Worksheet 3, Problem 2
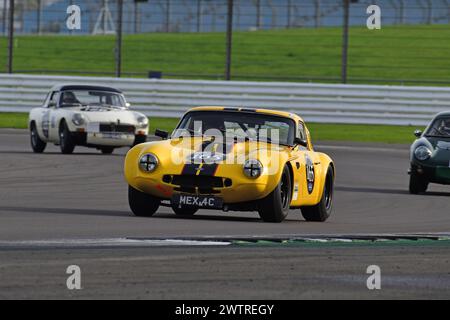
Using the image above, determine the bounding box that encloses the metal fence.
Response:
[0,0,449,85]
[1,73,449,125]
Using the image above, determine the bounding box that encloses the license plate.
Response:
[172,194,223,209]
[102,132,123,139]
[87,122,100,133]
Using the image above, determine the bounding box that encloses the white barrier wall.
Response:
[1,74,449,125]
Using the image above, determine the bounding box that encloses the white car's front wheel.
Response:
[100,147,115,155]
[59,120,76,154]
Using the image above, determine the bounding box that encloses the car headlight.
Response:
[243,159,263,178]
[137,116,148,129]
[139,153,158,172]
[414,146,432,161]
[72,113,85,126]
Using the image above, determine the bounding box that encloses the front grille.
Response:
[99,124,135,133]
[163,175,232,189]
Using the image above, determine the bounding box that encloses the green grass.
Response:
[0,112,29,129]
[0,25,449,84]
[0,112,422,144]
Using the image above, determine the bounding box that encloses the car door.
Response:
[46,91,61,142]
[35,91,55,142]
[292,121,321,205]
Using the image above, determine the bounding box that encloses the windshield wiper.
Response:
[425,134,450,138]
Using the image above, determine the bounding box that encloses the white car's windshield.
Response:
[173,111,295,146]
[59,90,126,108]
[426,117,450,138]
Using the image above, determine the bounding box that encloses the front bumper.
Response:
[410,164,450,185]
[71,131,146,147]
[131,175,273,204]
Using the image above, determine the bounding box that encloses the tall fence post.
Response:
[256,0,261,29]
[115,0,123,77]
[37,0,41,35]
[165,0,171,32]
[286,0,292,28]
[2,0,7,36]
[225,0,233,80]
[314,0,321,28]
[341,0,350,84]
[196,0,202,32]
[134,0,139,34]
[7,0,14,74]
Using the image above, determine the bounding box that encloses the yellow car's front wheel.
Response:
[258,165,292,223]
[172,206,198,216]
[128,186,160,217]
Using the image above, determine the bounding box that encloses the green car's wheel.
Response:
[258,165,292,223]
[301,166,334,222]
[128,186,160,217]
[30,122,46,153]
[409,171,428,194]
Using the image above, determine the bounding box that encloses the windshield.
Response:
[425,117,450,138]
[59,90,126,108]
[173,111,296,146]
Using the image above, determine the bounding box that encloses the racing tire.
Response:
[301,166,334,222]
[171,206,198,216]
[128,186,160,217]
[59,121,76,154]
[100,147,114,154]
[30,123,46,153]
[258,165,292,223]
[409,172,429,194]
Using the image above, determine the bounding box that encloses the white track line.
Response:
[0,238,231,248]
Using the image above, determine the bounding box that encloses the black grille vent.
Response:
[163,175,232,189]
[100,124,135,133]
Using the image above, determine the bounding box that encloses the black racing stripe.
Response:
[199,164,219,176]
[200,139,215,152]
[181,164,199,175]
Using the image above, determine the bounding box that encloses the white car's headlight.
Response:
[72,113,85,126]
[137,116,148,129]
[414,146,432,161]
[243,159,263,178]
[139,153,158,172]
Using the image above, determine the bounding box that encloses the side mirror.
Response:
[414,129,422,138]
[155,129,169,140]
[48,102,56,108]
[294,137,308,147]
[125,103,131,108]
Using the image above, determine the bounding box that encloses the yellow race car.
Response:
[124,107,335,222]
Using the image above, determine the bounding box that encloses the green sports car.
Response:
[409,111,450,194]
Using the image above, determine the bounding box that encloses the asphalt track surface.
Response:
[0,129,449,299]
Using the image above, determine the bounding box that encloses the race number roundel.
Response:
[305,154,315,194]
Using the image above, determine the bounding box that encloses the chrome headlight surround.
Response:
[136,116,148,129]
[414,146,432,161]
[72,113,85,126]
[243,159,263,178]
[139,153,158,172]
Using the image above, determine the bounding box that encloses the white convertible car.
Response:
[29,84,149,154]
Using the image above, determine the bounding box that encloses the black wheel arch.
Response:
[285,161,295,201]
